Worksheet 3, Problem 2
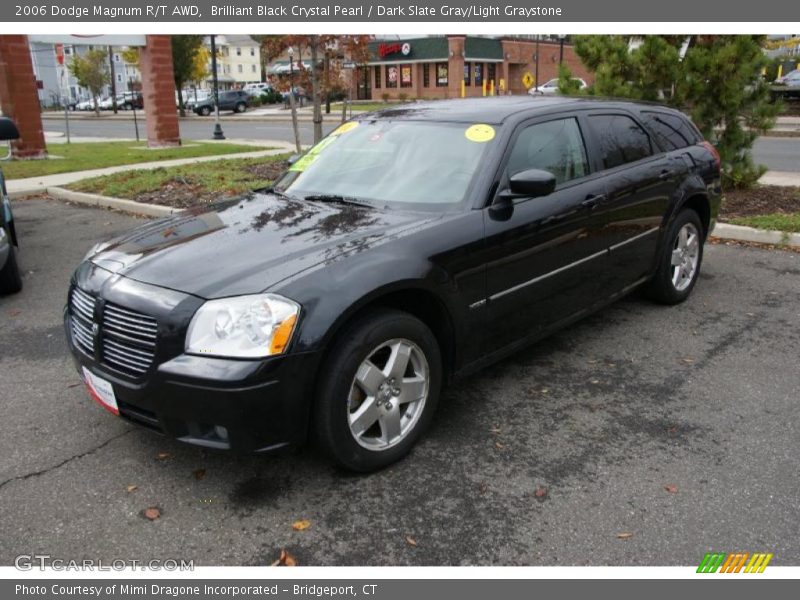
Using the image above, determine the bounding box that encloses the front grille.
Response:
[69,287,158,377]
[70,288,95,356]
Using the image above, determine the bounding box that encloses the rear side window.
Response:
[506,117,589,185]
[588,114,652,170]
[641,111,701,151]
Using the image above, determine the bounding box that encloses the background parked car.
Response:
[528,78,588,95]
[192,90,249,116]
[0,117,22,294]
[774,68,800,85]
[75,99,95,111]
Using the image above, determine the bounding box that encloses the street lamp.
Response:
[286,46,301,154]
[534,36,540,93]
[210,34,225,140]
[558,34,566,66]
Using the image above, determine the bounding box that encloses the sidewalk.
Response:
[6,138,296,197]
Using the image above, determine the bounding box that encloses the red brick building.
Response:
[352,36,592,101]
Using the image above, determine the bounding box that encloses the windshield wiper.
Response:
[304,194,375,208]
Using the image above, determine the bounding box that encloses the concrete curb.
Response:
[47,187,178,218]
[711,222,800,248]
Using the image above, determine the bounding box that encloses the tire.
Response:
[235,102,247,113]
[645,209,704,304]
[314,309,442,472]
[0,241,22,295]
[199,106,211,116]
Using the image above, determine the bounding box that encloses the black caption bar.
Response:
[4,579,794,600]
[2,0,799,22]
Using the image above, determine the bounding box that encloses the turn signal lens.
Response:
[269,314,298,355]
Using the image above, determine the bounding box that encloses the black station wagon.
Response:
[66,97,721,471]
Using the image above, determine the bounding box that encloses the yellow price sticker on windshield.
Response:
[332,121,359,136]
[288,153,318,172]
[465,124,495,143]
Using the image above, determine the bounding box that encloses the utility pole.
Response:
[559,35,566,65]
[108,46,118,114]
[310,37,322,143]
[288,46,301,154]
[210,35,225,140]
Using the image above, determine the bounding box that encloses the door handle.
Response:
[581,194,605,209]
[659,169,674,180]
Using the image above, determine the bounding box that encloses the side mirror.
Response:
[0,117,20,142]
[287,153,301,166]
[507,169,556,199]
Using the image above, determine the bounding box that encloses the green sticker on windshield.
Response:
[288,153,319,172]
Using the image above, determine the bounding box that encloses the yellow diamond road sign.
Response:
[522,72,534,88]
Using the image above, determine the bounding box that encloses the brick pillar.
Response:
[139,35,180,148]
[447,36,465,99]
[0,35,46,159]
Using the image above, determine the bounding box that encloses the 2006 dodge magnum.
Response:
[65,97,721,471]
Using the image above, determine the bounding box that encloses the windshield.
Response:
[274,120,497,210]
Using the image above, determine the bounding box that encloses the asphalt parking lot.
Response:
[1,197,799,566]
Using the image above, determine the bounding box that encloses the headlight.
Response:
[185,294,300,358]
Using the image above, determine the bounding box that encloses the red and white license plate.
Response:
[82,367,119,416]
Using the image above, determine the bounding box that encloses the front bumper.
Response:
[64,265,320,454]
[66,310,320,453]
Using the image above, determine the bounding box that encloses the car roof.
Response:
[358,96,680,125]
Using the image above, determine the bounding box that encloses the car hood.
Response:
[88,192,438,299]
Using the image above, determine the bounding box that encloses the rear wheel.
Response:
[0,241,22,294]
[199,106,211,116]
[235,102,247,113]
[645,209,704,304]
[314,309,442,471]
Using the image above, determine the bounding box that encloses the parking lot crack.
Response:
[0,430,132,491]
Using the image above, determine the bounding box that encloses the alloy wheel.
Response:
[670,222,700,292]
[346,338,429,451]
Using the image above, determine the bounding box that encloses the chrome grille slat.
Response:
[104,338,154,360]
[69,287,159,377]
[102,328,157,348]
[102,348,150,372]
[103,315,158,336]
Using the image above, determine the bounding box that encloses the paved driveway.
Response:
[1,197,798,566]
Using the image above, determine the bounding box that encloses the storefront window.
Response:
[436,63,448,87]
[488,63,496,85]
[474,63,483,87]
[464,62,471,86]
[423,64,430,87]
[374,65,381,89]
[386,65,398,88]
[400,64,412,88]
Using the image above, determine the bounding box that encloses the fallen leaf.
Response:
[680,357,695,364]
[590,379,600,384]
[540,388,549,394]
[67,382,82,388]
[271,549,297,566]
[292,519,311,531]
[144,507,161,520]
[664,484,679,494]
[534,486,548,499]
[156,452,171,461]
[494,442,505,450]
[126,484,138,493]
[193,468,206,480]
[607,363,616,367]
[489,427,502,434]
[587,359,598,364]
[478,483,489,495]
[666,425,678,435]
[616,532,633,539]
[9,309,21,316]
[746,312,755,317]
[406,536,418,547]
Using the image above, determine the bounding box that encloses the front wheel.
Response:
[199,106,211,116]
[314,309,442,471]
[645,209,704,304]
[235,102,247,113]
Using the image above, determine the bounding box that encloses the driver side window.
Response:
[506,118,589,185]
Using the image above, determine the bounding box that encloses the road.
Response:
[42,116,800,172]
[1,197,799,566]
